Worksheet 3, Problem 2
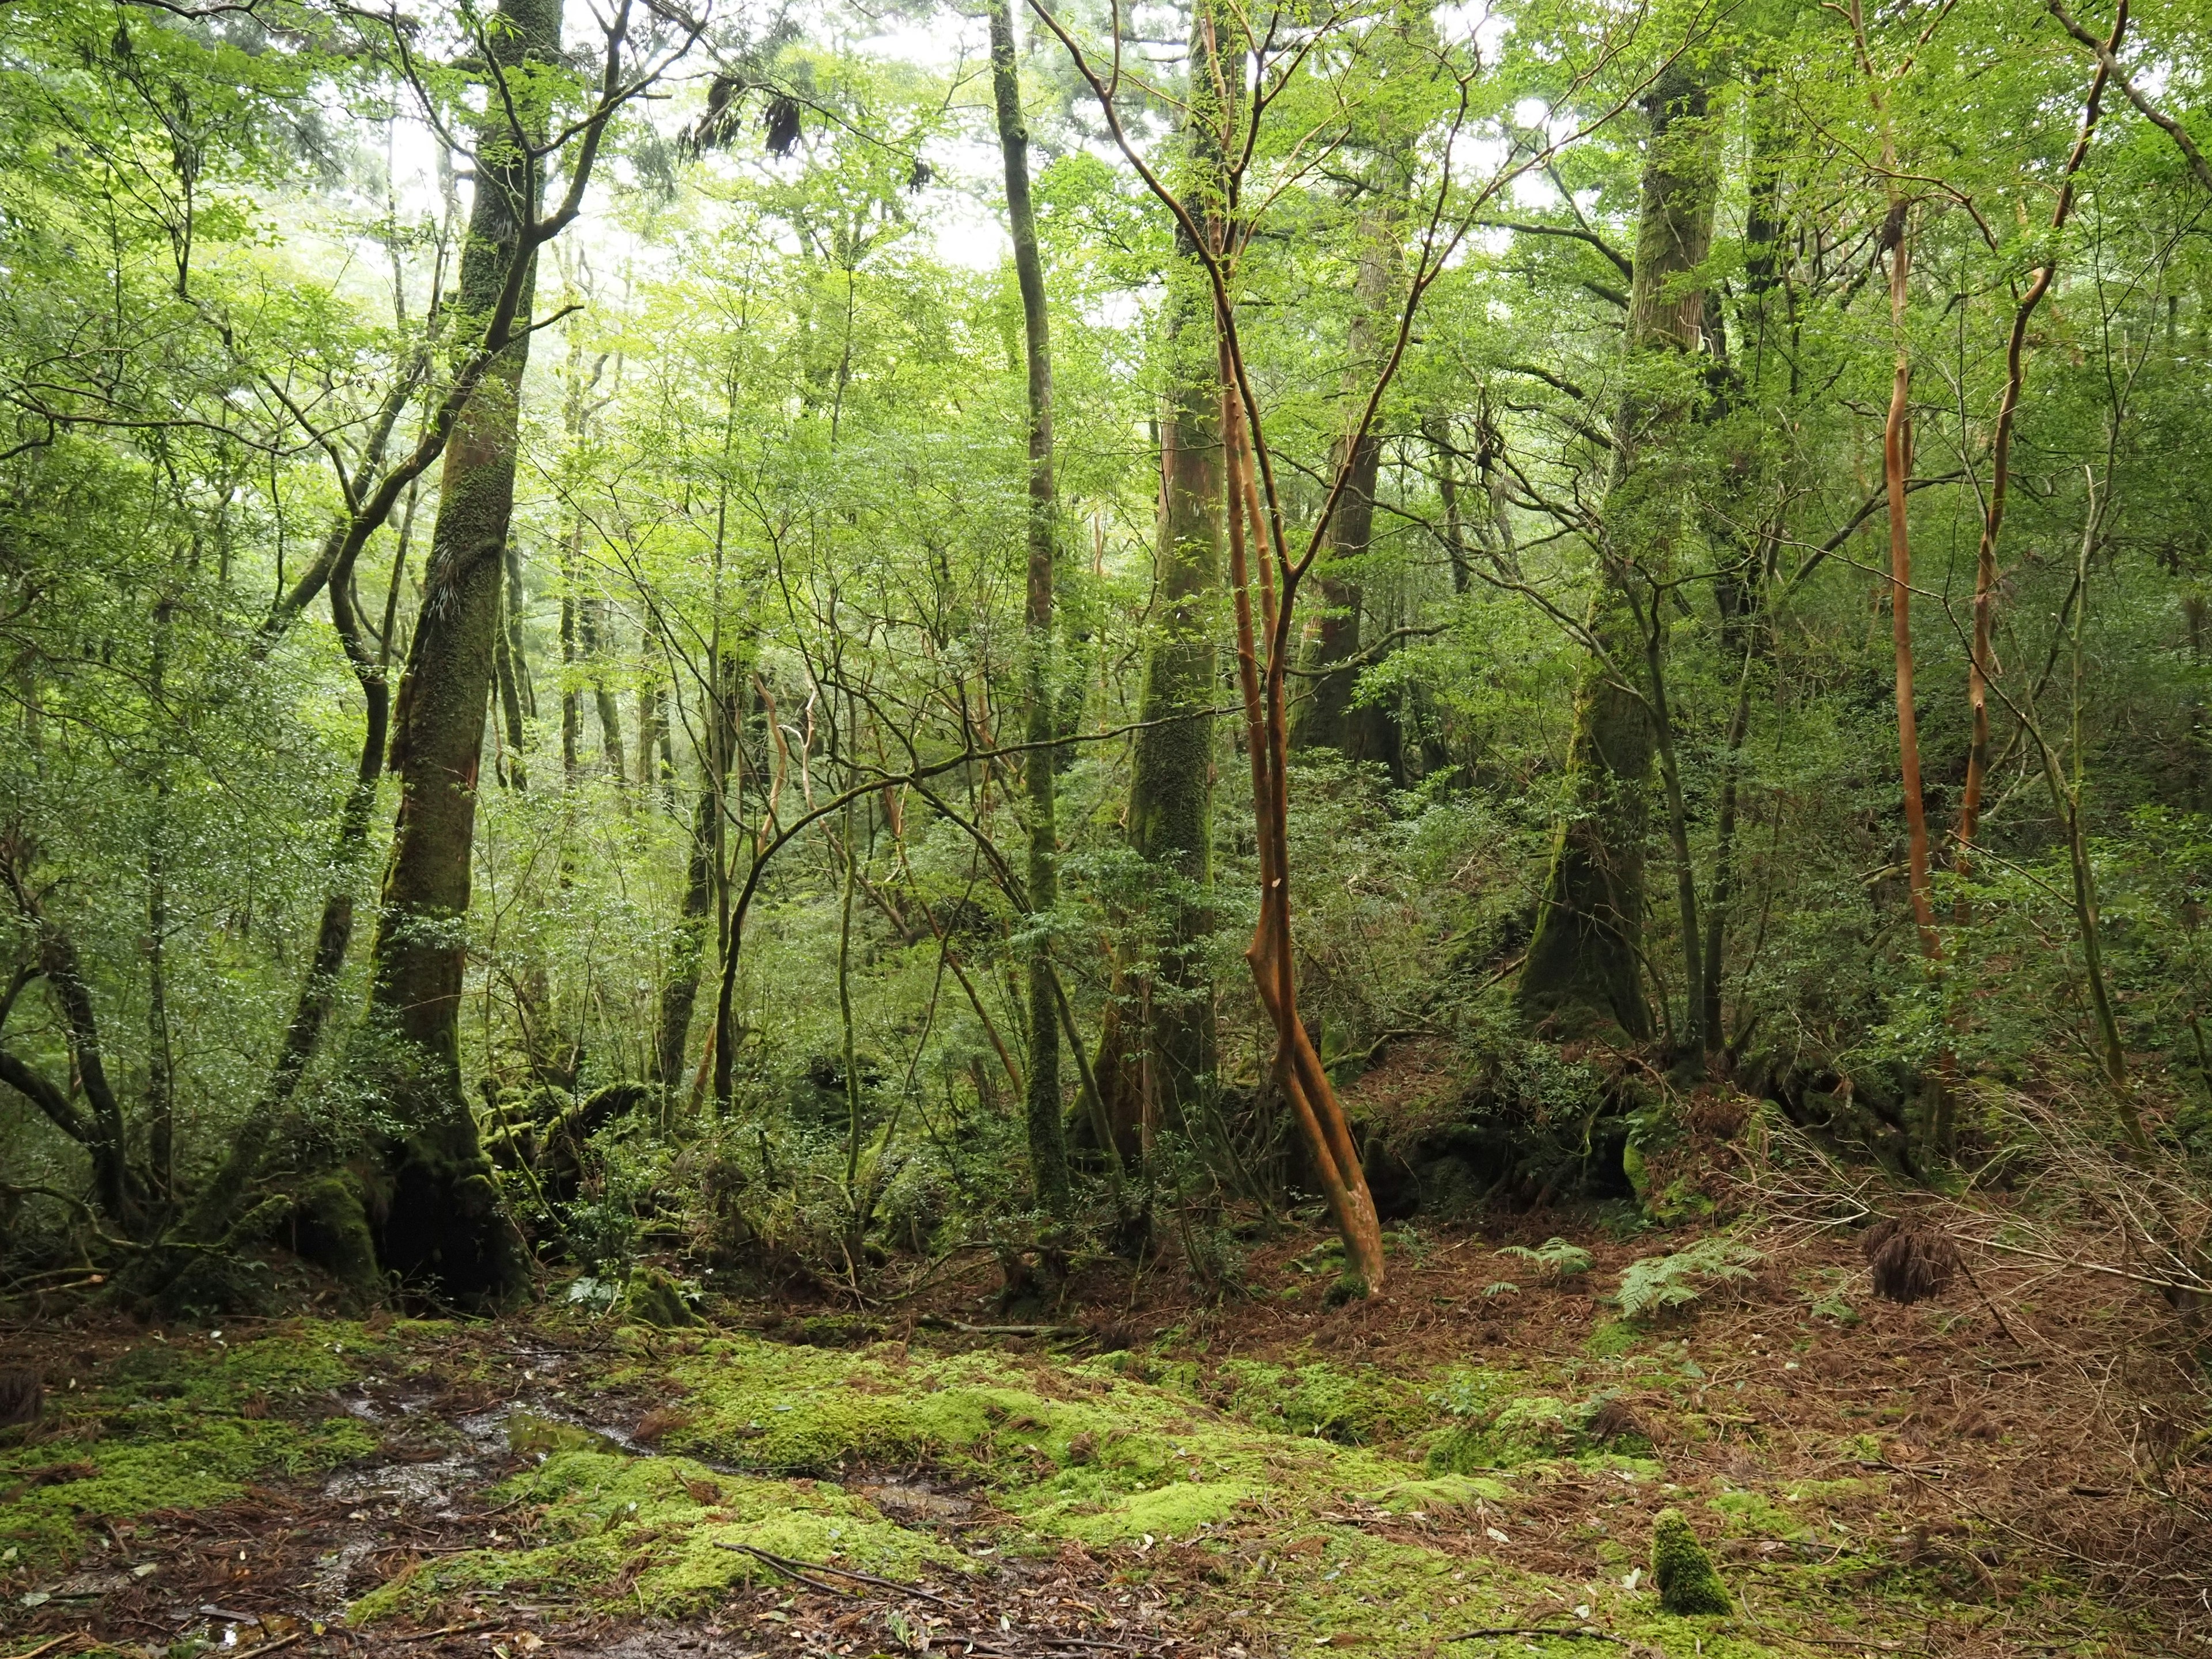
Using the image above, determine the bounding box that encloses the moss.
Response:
[1215,1359,1422,1445]
[1059,1478,1248,1544]
[622,1268,702,1329]
[1426,1394,1578,1471]
[508,1412,626,1460]
[351,1449,967,1623]
[0,1328,377,1571]
[1652,1506,1732,1616]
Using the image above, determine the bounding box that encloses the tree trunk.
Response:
[654,650,740,1090]
[493,562,529,789]
[1292,216,1398,775]
[1215,378,1385,1291]
[989,0,1071,1222]
[1883,210,1941,956]
[146,593,175,1202]
[581,598,628,791]
[356,0,564,1309]
[1518,66,1717,1041]
[1122,245,1222,1136]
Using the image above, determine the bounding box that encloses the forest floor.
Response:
[0,1209,2203,1659]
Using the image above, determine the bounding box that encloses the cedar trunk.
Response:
[357,0,564,1308]
[1518,67,1717,1041]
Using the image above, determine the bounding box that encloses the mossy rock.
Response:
[508,1412,626,1460]
[622,1268,702,1329]
[1651,1506,1731,1615]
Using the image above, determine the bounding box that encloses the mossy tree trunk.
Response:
[1517,66,1718,1044]
[355,0,567,1309]
[989,0,1071,1221]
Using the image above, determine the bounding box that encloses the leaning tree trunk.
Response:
[1517,66,1718,1043]
[989,0,1072,1221]
[354,0,565,1309]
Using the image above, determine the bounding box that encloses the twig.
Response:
[918,1316,1079,1338]
[235,1635,305,1659]
[389,1621,499,1643]
[7,1638,79,1659]
[714,1541,956,1606]
[1445,1630,1626,1645]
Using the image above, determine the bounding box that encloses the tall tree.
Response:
[355,0,574,1307]
[988,0,1071,1220]
[1114,9,1229,1143]
[1290,197,1401,775]
[1517,65,1719,1043]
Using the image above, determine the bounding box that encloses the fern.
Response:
[1494,1236,1594,1283]
[1615,1237,1763,1319]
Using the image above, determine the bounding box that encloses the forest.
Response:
[1,0,2210,1650]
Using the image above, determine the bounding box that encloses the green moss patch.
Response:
[1212,1359,1424,1445]
[0,1327,378,1571]
[352,1447,968,1623]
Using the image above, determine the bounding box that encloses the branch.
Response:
[2043,0,2212,194]
[1478,217,1634,281]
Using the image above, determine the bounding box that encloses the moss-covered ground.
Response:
[0,1219,2185,1658]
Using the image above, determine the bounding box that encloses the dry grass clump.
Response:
[1862,1216,1962,1304]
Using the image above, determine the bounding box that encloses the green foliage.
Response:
[1495,1237,1596,1283]
[1616,1237,1766,1320]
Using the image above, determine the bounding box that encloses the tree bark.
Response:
[1883,211,1941,956]
[1518,66,1717,1041]
[1952,5,2118,871]
[356,0,565,1309]
[1117,17,1227,1138]
[654,649,740,1090]
[1292,212,1398,775]
[989,0,1071,1221]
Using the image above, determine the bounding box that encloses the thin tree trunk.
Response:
[146,593,175,1200]
[1700,626,1759,1048]
[1221,349,1386,1293]
[581,597,628,791]
[654,649,739,1089]
[357,0,566,1309]
[1883,208,1941,957]
[0,844,146,1236]
[1953,7,2121,868]
[560,568,581,783]
[493,566,528,789]
[1293,214,1396,773]
[1642,590,1704,1048]
[1425,413,1471,594]
[989,0,1070,1222]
